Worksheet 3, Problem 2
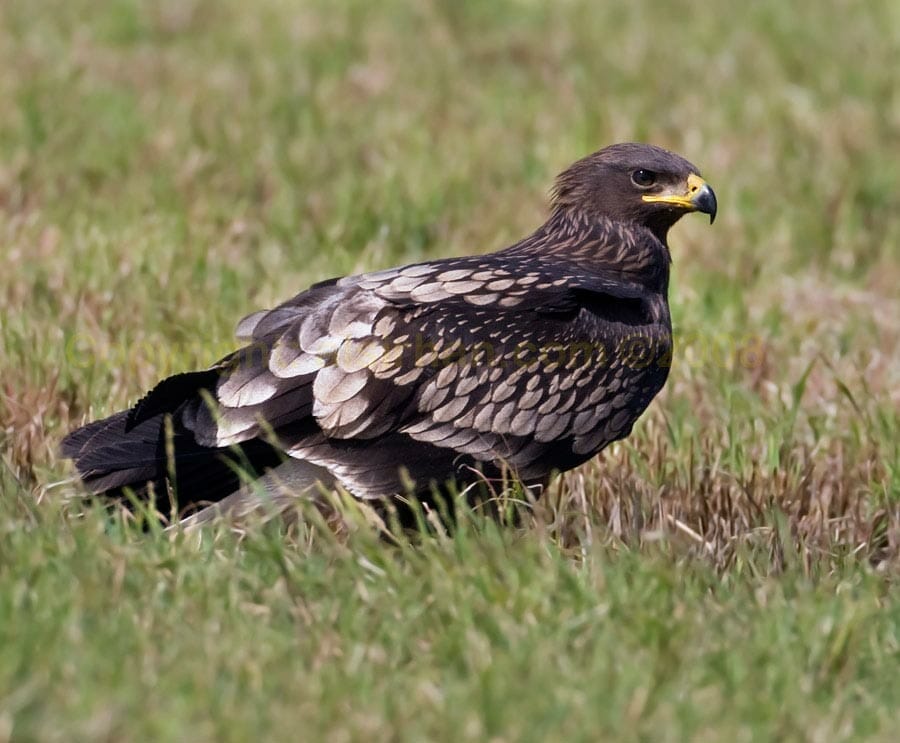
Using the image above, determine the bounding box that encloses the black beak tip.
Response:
[693,185,718,224]
[695,185,717,225]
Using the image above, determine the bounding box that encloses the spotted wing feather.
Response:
[188,250,667,498]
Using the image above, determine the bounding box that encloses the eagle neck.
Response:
[499,209,671,296]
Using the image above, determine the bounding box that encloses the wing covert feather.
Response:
[205,253,667,484]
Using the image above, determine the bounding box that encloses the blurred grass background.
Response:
[1,0,900,739]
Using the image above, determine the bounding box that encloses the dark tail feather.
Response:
[61,411,166,495]
[62,389,286,521]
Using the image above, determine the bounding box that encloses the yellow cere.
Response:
[642,173,709,209]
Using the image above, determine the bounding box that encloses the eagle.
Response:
[62,143,716,527]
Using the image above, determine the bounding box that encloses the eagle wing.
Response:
[173,254,663,497]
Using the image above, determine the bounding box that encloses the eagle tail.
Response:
[61,374,288,521]
[60,410,169,496]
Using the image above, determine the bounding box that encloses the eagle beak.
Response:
[642,173,718,224]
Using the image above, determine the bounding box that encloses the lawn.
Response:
[1,0,899,740]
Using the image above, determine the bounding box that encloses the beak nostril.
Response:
[686,173,705,196]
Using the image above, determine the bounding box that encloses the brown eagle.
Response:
[62,143,716,526]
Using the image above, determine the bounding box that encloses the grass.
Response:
[1,0,899,739]
[2,500,899,741]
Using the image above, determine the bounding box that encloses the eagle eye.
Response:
[631,169,657,188]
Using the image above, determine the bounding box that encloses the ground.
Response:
[1,0,899,740]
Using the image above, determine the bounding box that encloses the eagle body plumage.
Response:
[62,144,716,524]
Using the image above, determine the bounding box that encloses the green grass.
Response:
[2,499,899,742]
[2,0,900,739]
